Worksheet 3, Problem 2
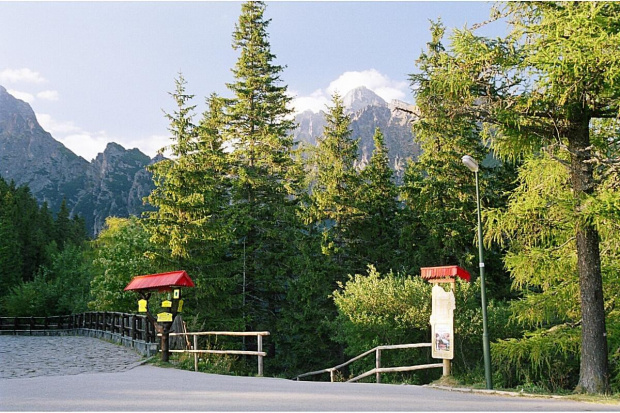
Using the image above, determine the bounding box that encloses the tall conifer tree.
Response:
[351,128,400,274]
[144,78,238,329]
[306,93,360,263]
[145,74,199,259]
[224,1,300,337]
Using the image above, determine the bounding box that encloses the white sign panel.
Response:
[430,284,455,360]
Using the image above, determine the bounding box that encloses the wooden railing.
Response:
[0,312,157,343]
[164,331,270,376]
[295,343,442,383]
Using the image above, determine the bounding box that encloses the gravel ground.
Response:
[0,335,144,379]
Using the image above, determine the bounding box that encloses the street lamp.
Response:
[462,155,493,390]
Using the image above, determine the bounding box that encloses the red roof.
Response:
[124,270,195,292]
[420,265,471,282]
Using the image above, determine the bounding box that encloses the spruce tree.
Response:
[350,128,400,274]
[144,78,240,329]
[224,0,300,338]
[54,199,72,250]
[0,190,22,290]
[306,93,360,264]
[145,74,199,259]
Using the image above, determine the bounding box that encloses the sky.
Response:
[0,1,504,161]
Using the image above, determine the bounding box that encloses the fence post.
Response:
[194,335,198,372]
[257,334,264,377]
[376,348,381,384]
[131,315,137,342]
[330,369,335,383]
[443,359,451,377]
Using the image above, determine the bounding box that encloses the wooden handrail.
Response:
[162,331,270,376]
[166,331,270,337]
[295,342,440,383]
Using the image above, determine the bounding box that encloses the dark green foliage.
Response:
[275,226,344,376]
[0,177,91,316]
[349,128,400,274]
[304,93,360,271]
[223,1,301,350]
[402,18,519,299]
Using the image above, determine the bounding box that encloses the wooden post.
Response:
[160,323,171,362]
[443,359,451,376]
[131,315,137,342]
[194,335,198,372]
[257,334,264,377]
[376,348,381,383]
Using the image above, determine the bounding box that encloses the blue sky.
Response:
[1,1,502,161]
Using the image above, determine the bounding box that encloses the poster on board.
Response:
[430,285,455,360]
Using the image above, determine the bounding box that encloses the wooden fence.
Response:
[295,343,443,383]
[0,314,269,367]
[164,331,270,376]
[0,312,158,348]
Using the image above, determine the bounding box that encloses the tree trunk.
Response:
[568,115,609,394]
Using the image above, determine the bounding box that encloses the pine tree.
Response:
[54,199,72,250]
[143,78,240,329]
[145,74,199,259]
[224,0,300,338]
[306,93,360,263]
[0,190,23,290]
[350,128,400,274]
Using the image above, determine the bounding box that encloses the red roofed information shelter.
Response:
[124,270,195,293]
[421,265,471,283]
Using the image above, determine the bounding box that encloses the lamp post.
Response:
[462,155,493,389]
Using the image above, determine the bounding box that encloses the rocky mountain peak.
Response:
[293,86,420,180]
[0,87,155,236]
[0,85,45,136]
[343,86,387,114]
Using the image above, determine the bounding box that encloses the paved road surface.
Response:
[0,335,143,379]
[1,335,618,411]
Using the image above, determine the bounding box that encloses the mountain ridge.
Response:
[0,85,419,235]
[0,86,155,236]
[293,86,420,175]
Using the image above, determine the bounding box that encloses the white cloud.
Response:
[290,89,331,114]
[60,133,109,161]
[6,89,59,104]
[7,89,35,103]
[0,68,46,84]
[36,113,108,160]
[37,112,167,160]
[291,69,410,114]
[126,134,170,158]
[36,114,81,134]
[327,69,408,102]
[37,90,59,101]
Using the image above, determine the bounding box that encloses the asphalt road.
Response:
[2,365,619,411]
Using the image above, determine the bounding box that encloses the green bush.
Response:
[332,265,517,384]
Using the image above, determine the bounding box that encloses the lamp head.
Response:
[462,155,479,173]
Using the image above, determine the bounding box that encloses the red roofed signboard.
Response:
[421,265,471,282]
[124,270,195,292]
